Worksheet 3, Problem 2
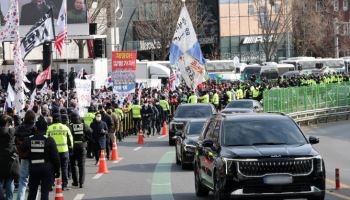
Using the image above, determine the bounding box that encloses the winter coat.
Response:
[0,127,19,179]
[14,123,36,159]
[90,120,108,139]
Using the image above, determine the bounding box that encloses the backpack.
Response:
[15,126,36,159]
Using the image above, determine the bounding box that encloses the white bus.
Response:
[280,57,345,71]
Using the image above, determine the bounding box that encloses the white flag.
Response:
[169,6,206,90]
[6,83,15,107]
[0,0,19,42]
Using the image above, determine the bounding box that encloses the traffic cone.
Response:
[138,129,144,144]
[55,178,64,200]
[111,140,119,161]
[97,149,109,174]
[162,121,168,136]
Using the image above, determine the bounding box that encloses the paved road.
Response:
[39,120,350,200]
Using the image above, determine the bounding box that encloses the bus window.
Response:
[241,67,261,81]
[261,69,279,80]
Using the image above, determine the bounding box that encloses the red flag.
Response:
[36,66,51,85]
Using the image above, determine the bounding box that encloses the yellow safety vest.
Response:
[226,91,232,102]
[114,108,124,120]
[131,105,142,118]
[188,95,198,104]
[46,123,73,153]
[159,100,170,111]
[200,94,209,103]
[236,89,243,99]
[83,112,95,126]
[212,93,219,105]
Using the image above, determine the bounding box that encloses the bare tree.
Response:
[134,0,215,60]
[254,0,293,61]
[292,0,346,57]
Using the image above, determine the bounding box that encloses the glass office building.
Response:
[219,0,293,63]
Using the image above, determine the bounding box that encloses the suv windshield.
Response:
[188,121,206,135]
[226,101,253,109]
[222,119,307,146]
[174,106,212,118]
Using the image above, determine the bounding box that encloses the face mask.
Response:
[96,116,102,121]
[145,103,149,107]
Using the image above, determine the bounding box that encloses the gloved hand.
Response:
[55,172,60,178]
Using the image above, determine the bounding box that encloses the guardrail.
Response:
[287,106,350,125]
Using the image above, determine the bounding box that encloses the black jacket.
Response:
[101,112,113,133]
[15,123,36,159]
[90,120,108,138]
[0,127,18,179]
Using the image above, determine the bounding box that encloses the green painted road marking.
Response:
[151,151,175,200]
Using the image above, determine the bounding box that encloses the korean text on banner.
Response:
[75,79,91,115]
[112,51,137,98]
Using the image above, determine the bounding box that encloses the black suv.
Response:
[194,113,325,200]
[169,103,216,145]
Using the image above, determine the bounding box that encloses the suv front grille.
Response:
[238,159,313,177]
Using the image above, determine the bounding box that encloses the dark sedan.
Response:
[169,104,216,145]
[175,119,207,169]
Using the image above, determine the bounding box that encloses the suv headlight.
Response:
[222,157,236,175]
[314,155,324,173]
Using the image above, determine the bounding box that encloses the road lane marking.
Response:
[112,157,124,164]
[327,179,350,189]
[158,135,167,139]
[327,191,350,200]
[151,151,175,200]
[133,147,143,151]
[73,194,85,200]
[92,173,103,179]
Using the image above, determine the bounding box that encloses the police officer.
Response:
[69,113,92,188]
[211,90,220,109]
[188,92,198,104]
[46,114,73,191]
[159,96,170,123]
[83,106,96,158]
[131,100,142,135]
[199,91,209,103]
[20,129,60,200]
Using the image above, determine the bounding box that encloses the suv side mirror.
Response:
[309,136,320,144]
[202,139,214,148]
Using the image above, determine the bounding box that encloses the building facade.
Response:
[219,0,293,63]
[118,0,220,61]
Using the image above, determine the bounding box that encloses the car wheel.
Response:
[214,171,230,200]
[307,192,325,200]
[194,163,209,197]
[175,146,180,165]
